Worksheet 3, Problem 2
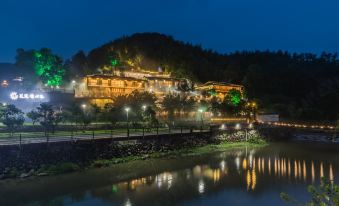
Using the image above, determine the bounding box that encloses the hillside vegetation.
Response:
[11,33,339,121]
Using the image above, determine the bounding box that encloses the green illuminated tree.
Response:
[209,88,217,97]
[226,89,242,106]
[103,50,120,74]
[33,48,65,87]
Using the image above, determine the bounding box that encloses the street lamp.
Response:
[198,109,204,131]
[81,104,87,113]
[142,105,147,112]
[125,107,130,137]
[235,123,241,130]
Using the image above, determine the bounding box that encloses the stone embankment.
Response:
[0,133,213,179]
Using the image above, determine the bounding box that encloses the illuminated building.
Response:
[75,74,146,107]
[73,71,243,108]
[119,69,171,79]
[195,81,244,100]
[1,80,9,88]
[145,76,190,98]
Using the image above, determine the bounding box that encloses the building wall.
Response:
[75,75,146,107]
[146,78,181,97]
[195,83,244,101]
[75,76,145,98]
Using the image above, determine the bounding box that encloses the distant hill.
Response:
[86,33,226,82]
[78,33,339,121]
[7,33,339,121]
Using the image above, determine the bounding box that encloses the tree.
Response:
[161,94,181,123]
[281,178,339,206]
[29,103,63,136]
[210,97,221,116]
[0,104,25,136]
[226,89,242,106]
[103,103,121,127]
[68,50,90,77]
[26,110,40,125]
[180,95,196,118]
[33,48,65,87]
[108,91,158,124]
[141,106,158,127]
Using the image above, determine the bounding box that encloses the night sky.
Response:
[1,0,339,62]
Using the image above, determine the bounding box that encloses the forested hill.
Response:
[86,33,226,81]
[71,33,339,121]
[11,33,337,121]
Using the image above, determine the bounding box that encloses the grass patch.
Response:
[42,162,80,175]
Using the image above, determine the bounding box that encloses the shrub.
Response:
[46,162,80,175]
[281,178,339,206]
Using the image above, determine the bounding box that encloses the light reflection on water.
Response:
[0,143,338,206]
[107,148,336,206]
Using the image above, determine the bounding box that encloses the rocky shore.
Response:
[0,130,266,180]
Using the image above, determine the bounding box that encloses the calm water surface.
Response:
[0,142,338,206]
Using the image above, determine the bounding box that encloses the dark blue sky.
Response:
[1,0,339,62]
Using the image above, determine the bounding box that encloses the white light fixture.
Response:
[235,123,241,130]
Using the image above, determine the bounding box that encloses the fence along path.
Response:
[0,127,211,146]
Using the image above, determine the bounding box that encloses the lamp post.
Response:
[71,80,76,90]
[142,105,147,112]
[198,109,204,132]
[125,107,130,137]
[251,102,257,121]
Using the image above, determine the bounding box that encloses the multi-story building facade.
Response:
[74,72,244,107]
[195,81,244,101]
[75,74,146,106]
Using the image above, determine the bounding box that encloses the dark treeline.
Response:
[67,33,339,122]
[13,33,339,122]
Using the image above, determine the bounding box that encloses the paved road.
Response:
[0,129,210,146]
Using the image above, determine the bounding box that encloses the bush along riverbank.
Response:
[0,130,267,180]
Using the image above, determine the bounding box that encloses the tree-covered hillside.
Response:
[14,33,339,121]
[67,33,339,121]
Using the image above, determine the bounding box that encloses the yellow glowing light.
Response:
[246,170,251,190]
[251,169,257,190]
[329,164,334,182]
[320,162,324,179]
[288,159,291,178]
[294,160,298,179]
[311,161,315,183]
[298,161,302,179]
[242,158,247,170]
[303,161,307,182]
[262,158,265,173]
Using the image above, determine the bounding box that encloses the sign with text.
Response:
[9,92,45,101]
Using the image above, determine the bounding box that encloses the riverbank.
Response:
[0,130,267,180]
[89,141,267,168]
[1,142,337,206]
[29,141,267,180]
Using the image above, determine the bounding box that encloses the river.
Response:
[0,142,338,206]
